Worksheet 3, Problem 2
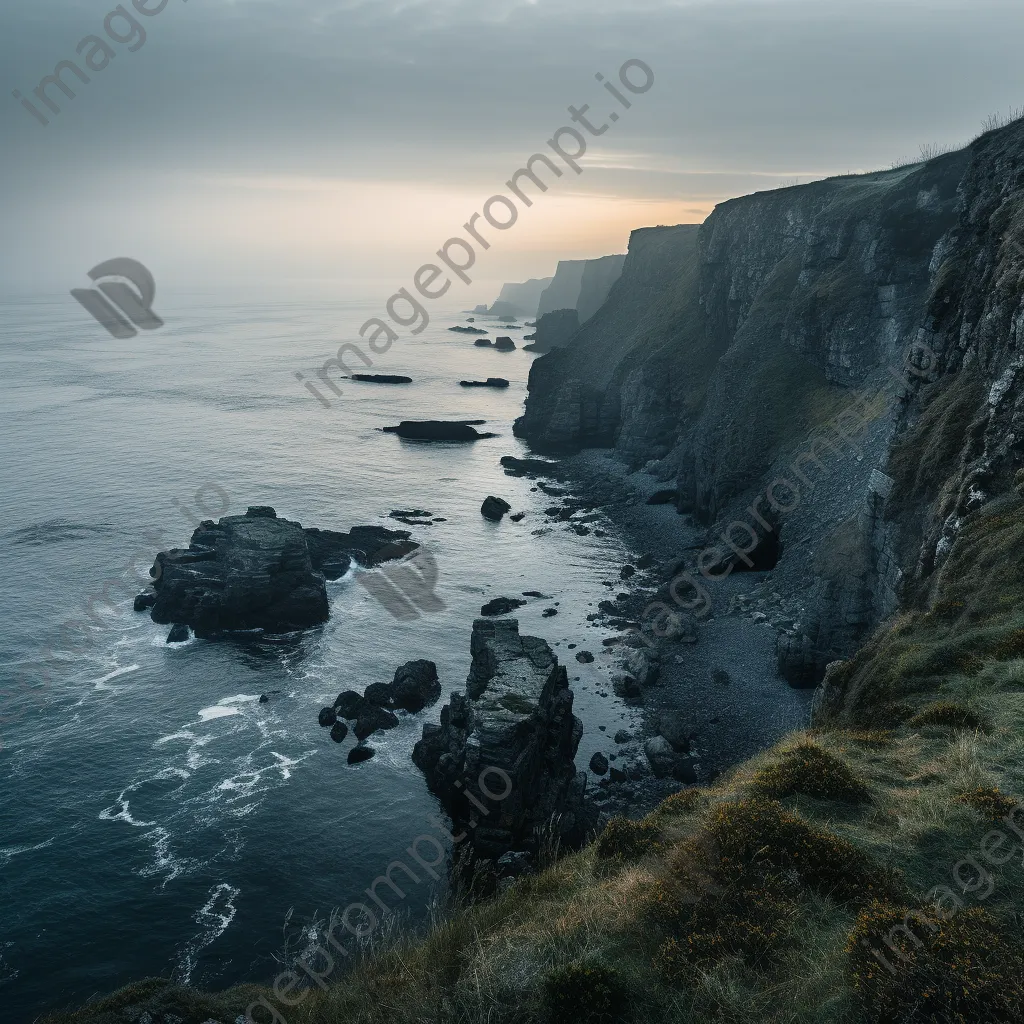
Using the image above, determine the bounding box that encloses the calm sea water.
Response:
[0,288,634,1021]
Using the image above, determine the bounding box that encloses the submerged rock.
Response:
[481,597,527,616]
[382,421,497,441]
[500,456,561,478]
[412,618,593,860]
[481,496,512,521]
[166,624,190,644]
[348,744,375,764]
[149,508,417,636]
[332,690,400,739]
[460,378,510,388]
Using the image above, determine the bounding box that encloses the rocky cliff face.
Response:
[489,277,552,316]
[517,118,1024,688]
[536,254,626,319]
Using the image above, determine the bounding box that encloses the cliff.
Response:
[488,277,552,317]
[517,126,1024,686]
[536,254,626,319]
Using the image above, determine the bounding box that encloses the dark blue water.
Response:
[0,288,633,1021]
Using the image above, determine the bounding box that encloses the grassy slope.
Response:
[46,492,1024,1024]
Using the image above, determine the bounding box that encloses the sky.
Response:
[2,0,1024,303]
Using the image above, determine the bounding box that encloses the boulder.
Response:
[364,660,441,713]
[474,338,493,347]
[382,421,497,441]
[493,337,517,351]
[481,597,527,616]
[612,674,643,701]
[613,729,633,744]
[619,565,636,580]
[624,649,660,687]
[657,711,697,752]
[166,624,190,644]
[149,508,418,636]
[481,496,512,522]
[644,736,698,782]
[460,378,510,388]
[500,456,561,478]
[542,608,558,617]
[333,690,400,738]
[348,745,376,764]
[575,651,595,664]
[348,374,412,384]
[449,326,488,335]
[589,752,609,776]
[330,721,348,743]
[318,706,337,728]
[412,618,593,861]
[134,592,157,612]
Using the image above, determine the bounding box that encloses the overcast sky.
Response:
[2,0,1024,300]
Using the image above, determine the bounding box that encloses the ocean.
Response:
[0,287,635,1021]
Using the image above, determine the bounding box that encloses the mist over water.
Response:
[0,288,636,1020]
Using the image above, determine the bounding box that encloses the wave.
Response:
[176,882,240,984]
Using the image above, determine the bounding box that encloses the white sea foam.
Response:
[93,663,140,689]
[177,882,241,984]
[198,705,240,722]
[0,837,54,869]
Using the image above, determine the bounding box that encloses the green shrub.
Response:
[595,817,663,861]
[908,701,985,731]
[542,961,624,1023]
[752,743,870,803]
[654,867,798,981]
[847,903,1024,1023]
[655,788,704,816]
[958,786,1020,821]
[706,799,893,903]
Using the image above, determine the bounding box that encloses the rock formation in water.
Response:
[382,421,497,441]
[517,123,1024,691]
[459,378,510,388]
[347,374,412,384]
[144,507,416,636]
[412,618,592,861]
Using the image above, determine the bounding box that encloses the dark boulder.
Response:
[542,608,558,617]
[449,326,488,335]
[166,624,190,644]
[348,745,376,764]
[620,565,636,580]
[493,337,516,351]
[348,374,412,384]
[318,706,338,728]
[589,752,609,776]
[481,496,512,521]
[364,660,441,713]
[332,689,399,738]
[382,421,497,441]
[481,597,527,616]
[134,592,157,612]
[330,721,349,743]
[474,338,493,347]
[575,651,595,664]
[500,456,561,478]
